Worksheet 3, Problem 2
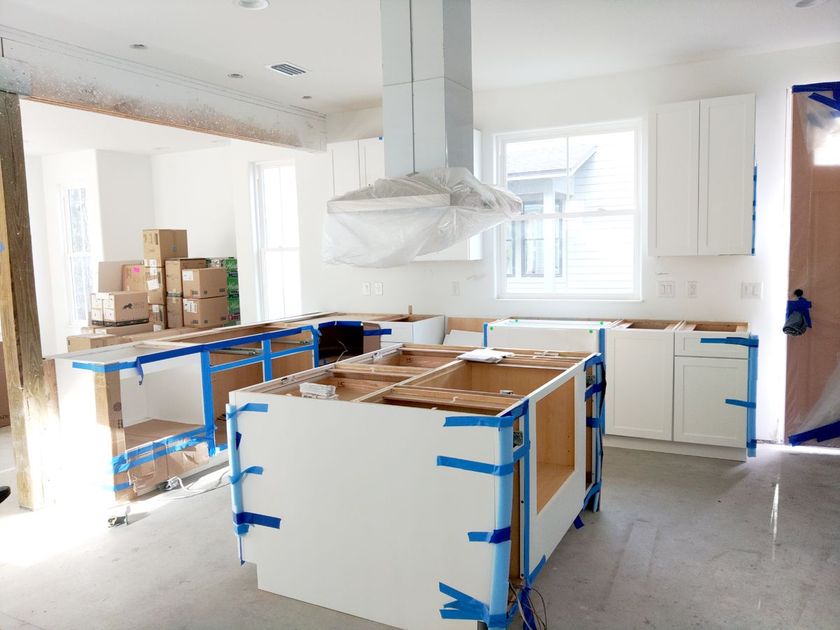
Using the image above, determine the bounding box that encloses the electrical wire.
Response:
[510,583,549,630]
[168,466,231,499]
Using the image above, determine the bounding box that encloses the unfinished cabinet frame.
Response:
[226,343,606,629]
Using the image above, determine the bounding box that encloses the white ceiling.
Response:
[2,0,840,114]
[20,100,229,157]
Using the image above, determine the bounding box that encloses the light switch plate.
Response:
[361,282,371,296]
[657,280,676,298]
[741,282,762,299]
[686,280,699,298]
[373,281,384,296]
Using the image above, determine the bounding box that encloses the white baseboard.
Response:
[603,435,747,462]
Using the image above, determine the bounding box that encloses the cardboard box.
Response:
[123,420,210,491]
[149,303,167,330]
[182,267,227,299]
[165,258,206,297]
[166,297,184,329]
[144,267,166,303]
[91,291,149,324]
[183,296,229,328]
[84,322,155,336]
[142,229,188,267]
[66,333,120,353]
[121,264,147,293]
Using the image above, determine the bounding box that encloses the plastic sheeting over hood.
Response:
[322,167,522,267]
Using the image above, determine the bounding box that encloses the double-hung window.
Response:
[253,162,302,320]
[496,120,641,299]
[62,187,94,323]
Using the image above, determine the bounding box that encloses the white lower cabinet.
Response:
[606,329,675,441]
[673,356,747,448]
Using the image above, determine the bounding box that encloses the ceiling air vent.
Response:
[268,63,307,77]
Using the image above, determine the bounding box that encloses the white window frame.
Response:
[494,119,643,301]
[60,185,94,325]
[251,160,301,321]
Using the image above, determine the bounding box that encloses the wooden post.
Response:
[0,91,50,509]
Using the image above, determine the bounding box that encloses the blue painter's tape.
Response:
[363,328,392,336]
[467,526,511,544]
[318,320,362,330]
[586,416,599,428]
[235,432,242,450]
[512,443,530,463]
[725,398,756,409]
[438,583,508,627]
[585,381,605,399]
[436,455,513,477]
[229,402,269,418]
[444,415,515,429]
[793,81,840,93]
[700,336,759,348]
[233,511,281,532]
[112,481,132,492]
[584,482,601,506]
[528,554,547,583]
[809,92,840,113]
[482,322,488,348]
[229,465,264,485]
[789,418,840,446]
[574,515,585,529]
[584,354,604,370]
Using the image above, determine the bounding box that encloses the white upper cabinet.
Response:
[698,95,756,255]
[649,101,700,256]
[649,93,755,256]
[358,137,386,188]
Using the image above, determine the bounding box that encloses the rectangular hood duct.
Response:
[321,0,522,267]
[381,0,474,176]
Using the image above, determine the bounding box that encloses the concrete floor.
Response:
[1,426,838,629]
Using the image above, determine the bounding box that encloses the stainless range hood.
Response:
[322,0,522,268]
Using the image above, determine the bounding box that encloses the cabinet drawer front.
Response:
[673,357,747,448]
[675,332,749,359]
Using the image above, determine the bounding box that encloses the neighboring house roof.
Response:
[506,139,596,179]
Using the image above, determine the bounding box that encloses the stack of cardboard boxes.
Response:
[164,258,206,328]
[182,267,229,328]
[141,229,189,330]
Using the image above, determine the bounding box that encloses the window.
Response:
[62,187,94,323]
[496,121,641,299]
[253,162,302,320]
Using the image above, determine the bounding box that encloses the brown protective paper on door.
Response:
[785,91,840,447]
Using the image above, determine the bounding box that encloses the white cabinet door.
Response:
[328,140,361,197]
[606,330,674,440]
[673,357,747,447]
[698,94,755,255]
[649,100,700,256]
[359,137,385,186]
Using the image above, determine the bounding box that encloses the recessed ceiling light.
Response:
[302,95,312,100]
[236,0,269,9]
[153,146,169,151]
[129,43,147,50]
[227,73,245,79]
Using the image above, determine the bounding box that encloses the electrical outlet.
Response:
[741,282,763,299]
[452,281,460,296]
[686,280,699,299]
[657,280,675,298]
[361,282,371,296]
[373,281,384,296]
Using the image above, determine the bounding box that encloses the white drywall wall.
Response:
[310,41,840,443]
[97,151,155,261]
[22,155,58,355]
[151,147,236,258]
[39,149,102,353]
